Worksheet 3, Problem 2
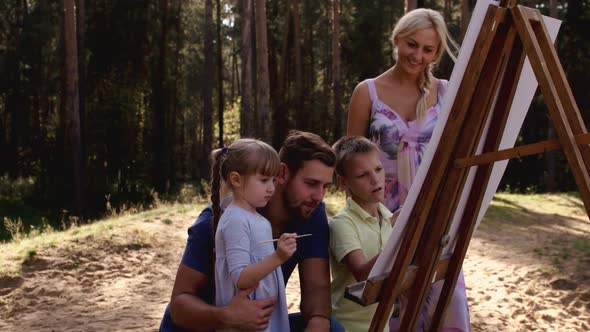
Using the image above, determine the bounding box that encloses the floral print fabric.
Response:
[368,78,447,212]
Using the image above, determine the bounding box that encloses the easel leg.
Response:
[512,5,590,216]
[430,20,525,332]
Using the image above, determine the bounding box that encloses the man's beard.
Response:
[284,191,318,220]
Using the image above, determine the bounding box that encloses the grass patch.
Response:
[1,190,587,278]
[0,202,205,277]
[480,192,587,227]
[0,176,211,242]
[546,238,590,274]
[323,191,587,226]
[536,265,559,277]
[0,200,56,241]
[494,192,585,217]
[0,217,123,277]
[572,238,590,254]
[322,191,587,227]
[479,193,589,275]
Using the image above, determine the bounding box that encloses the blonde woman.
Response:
[347,8,470,331]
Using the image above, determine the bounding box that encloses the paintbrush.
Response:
[258,233,313,244]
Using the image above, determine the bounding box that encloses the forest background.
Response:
[0,0,588,241]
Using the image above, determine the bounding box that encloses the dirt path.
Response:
[0,197,589,331]
[462,199,590,331]
[0,211,189,332]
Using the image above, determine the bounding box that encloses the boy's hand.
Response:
[276,233,297,262]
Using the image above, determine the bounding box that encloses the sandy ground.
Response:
[462,201,590,331]
[0,201,589,331]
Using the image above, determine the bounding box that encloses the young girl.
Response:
[211,139,297,332]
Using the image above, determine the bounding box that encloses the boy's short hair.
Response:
[332,136,379,176]
[279,130,336,175]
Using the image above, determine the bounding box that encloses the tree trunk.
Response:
[172,0,183,181]
[6,0,26,177]
[323,1,332,138]
[153,0,170,191]
[332,0,342,138]
[405,0,417,13]
[549,0,557,17]
[202,0,214,179]
[240,0,254,137]
[292,0,304,131]
[519,0,536,7]
[460,0,476,38]
[302,7,314,132]
[0,98,5,176]
[254,0,271,143]
[76,0,86,202]
[64,0,83,214]
[444,0,452,22]
[230,38,238,105]
[273,3,291,148]
[544,0,559,191]
[76,0,85,135]
[216,0,224,147]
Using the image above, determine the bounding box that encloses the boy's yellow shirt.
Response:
[329,197,393,332]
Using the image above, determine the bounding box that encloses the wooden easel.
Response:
[344,1,590,331]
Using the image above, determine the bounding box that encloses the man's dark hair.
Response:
[278,130,336,175]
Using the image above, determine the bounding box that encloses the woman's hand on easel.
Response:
[275,233,297,262]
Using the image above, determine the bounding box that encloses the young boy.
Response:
[329,136,394,332]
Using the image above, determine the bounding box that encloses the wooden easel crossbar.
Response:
[343,1,590,331]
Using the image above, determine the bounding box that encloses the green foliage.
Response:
[0,175,36,201]
[343,0,401,82]
[0,0,589,237]
[3,216,23,240]
[214,98,241,145]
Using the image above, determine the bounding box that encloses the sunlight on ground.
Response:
[2,191,587,277]
[1,192,589,331]
[0,202,203,277]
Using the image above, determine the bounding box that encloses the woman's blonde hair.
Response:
[210,139,280,238]
[391,8,458,119]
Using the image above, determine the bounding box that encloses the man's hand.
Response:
[222,286,276,331]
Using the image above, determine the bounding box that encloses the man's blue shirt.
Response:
[159,202,330,331]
